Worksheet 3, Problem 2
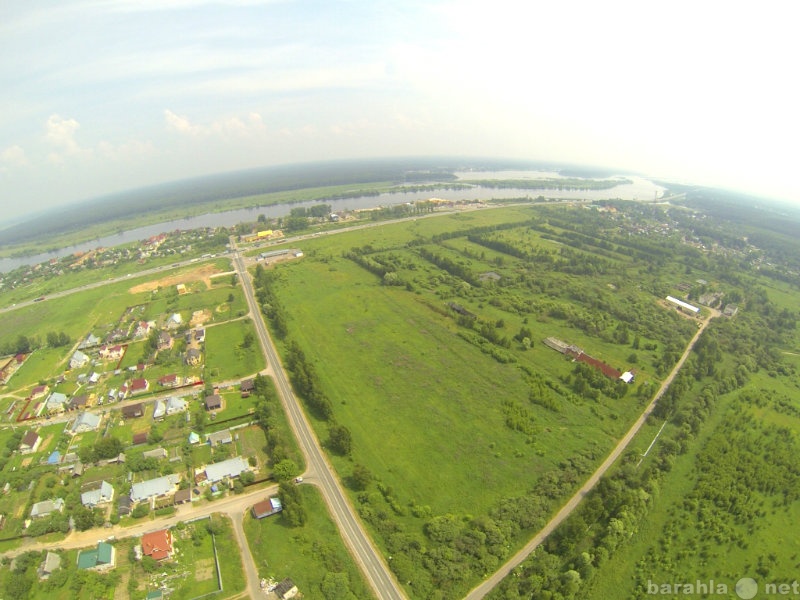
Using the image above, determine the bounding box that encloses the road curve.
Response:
[231,239,406,600]
[463,310,718,600]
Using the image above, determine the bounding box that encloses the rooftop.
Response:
[130,474,180,503]
[204,456,249,483]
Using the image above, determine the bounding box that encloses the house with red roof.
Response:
[130,378,149,394]
[99,345,125,361]
[141,529,173,561]
[30,384,49,400]
[158,374,180,388]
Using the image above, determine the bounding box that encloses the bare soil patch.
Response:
[129,264,222,294]
[195,558,215,581]
[191,309,213,326]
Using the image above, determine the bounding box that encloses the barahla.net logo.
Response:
[647,577,800,598]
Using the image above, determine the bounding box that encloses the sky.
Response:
[2,0,799,223]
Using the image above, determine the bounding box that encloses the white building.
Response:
[130,474,180,503]
[71,412,101,433]
[202,456,249,484]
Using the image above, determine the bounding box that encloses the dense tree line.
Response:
[416,247,479,287]
[252,264,289,339]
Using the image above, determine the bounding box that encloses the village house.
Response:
[19,430,42,454]
[185,348,202,366]
[157,331,174,351]
[122,403,145,419]
[77,542,116,571]
[141,529,174,561]
[166,313,182,330]
[200,456,249,485]
[68,394,89,411]
[30,498,65,519]
[204,394,222,411]
[45,392,68,415]
[158,373,181,388]
[81,481,115,507]
[38,552,61,580]
[29,384,49,400]
[134,321,153,339]
[78,333,101,349]
[130,474,180,503]
[69,350,90,370]
[251,497,282,519]
[129,378,149,395]
[206,429,232,446]
[98,344,125,361]
[71,412,101,433]
[173,488,192,505]
[152,400,166,419]
[167,396,187,414]
[143,448,168,460]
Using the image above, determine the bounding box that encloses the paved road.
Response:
[463,309,718,599]
[231,238,406,600]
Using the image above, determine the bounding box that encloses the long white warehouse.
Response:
[666,295,700,313]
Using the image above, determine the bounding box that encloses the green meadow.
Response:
[203,318,264,381]
[257,203,708,598]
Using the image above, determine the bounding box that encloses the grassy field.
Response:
[244,485,374,599]
[254,204,712,597]
[203,318,265,381]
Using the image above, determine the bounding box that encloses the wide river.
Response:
[0,173,664,273]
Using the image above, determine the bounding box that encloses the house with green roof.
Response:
[77,541,116,571]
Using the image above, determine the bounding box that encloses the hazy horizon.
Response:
[3,1,799,221]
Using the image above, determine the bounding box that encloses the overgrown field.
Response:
[254,203,718,598]
[482,204,800,598]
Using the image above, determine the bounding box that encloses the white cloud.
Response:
[0,145,29,169]
[97,139,155,161]
[98,0,287,12]
[164,109,266,138]
[46,114,81,151]
[45,114,90,164]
